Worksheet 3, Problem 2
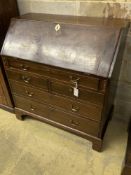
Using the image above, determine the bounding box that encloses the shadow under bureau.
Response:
[1,16,128,151]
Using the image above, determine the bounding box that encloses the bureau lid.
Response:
[1,18,122,78]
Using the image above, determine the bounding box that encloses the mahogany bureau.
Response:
[1,15,128,151]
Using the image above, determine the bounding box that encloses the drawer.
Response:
[51,81,105,105]
[14,95,49,117]
[49,108,99,137]
[4,57,106,91]
[14,95,100,136]
[6,69,48,91]
[9,81,102,121]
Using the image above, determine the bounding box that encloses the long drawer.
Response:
[7,69,105,105]
[14,95,100,136]
[4,57,107,92]
[9,80,102,121]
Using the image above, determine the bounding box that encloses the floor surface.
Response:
[0,109,128,175]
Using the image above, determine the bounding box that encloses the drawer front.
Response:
[48,108,99,137]
[9,81,102,121]
[14,95,100,136]
[14,95,49,117]
[4,57,106,91]
[51,81,105,105]
[6,70,48,91]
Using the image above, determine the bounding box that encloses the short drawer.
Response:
[10,81,102,121]
[4,57,106,91]
[51,81,105,105]
[6,69,48,91]
[14,95,100,136]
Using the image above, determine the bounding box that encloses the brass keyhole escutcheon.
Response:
[55,24,61,32]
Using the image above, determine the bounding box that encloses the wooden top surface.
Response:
[1,14,126,78]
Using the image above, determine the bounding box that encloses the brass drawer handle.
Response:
[25,91,34,97]
[20,64,29,71]
[70,76,80,84]
[70,120,79,127]
[30,105,35,111]
[22,76,30,83]
[71,105,79,112]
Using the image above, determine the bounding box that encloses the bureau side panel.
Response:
[0,66,13,108]
[99,27,128,138]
